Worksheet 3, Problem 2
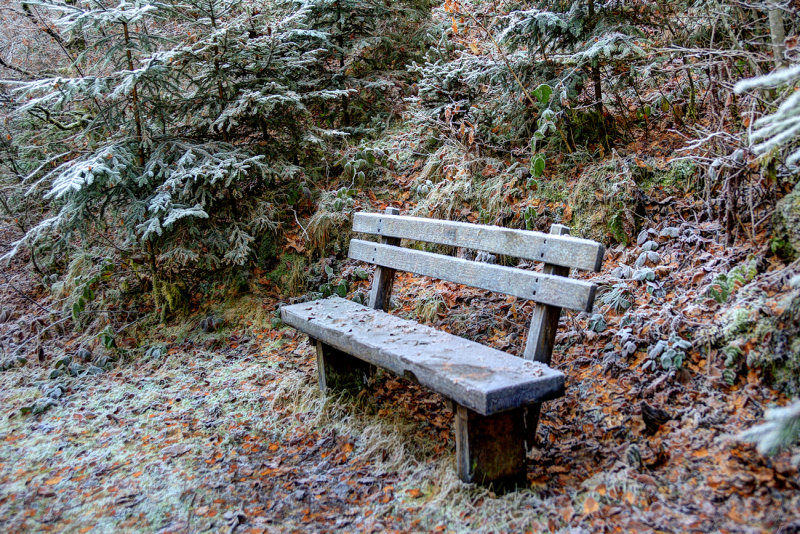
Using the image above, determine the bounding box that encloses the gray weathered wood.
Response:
[523,224,573,451]
[524,224,572,361]
[349,239,596,312]
[455,404,527,491]
[368,207,401,311]
[315,340,371,393]
[353,212,605,272]
[280,297,565,416]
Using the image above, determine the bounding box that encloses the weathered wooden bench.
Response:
[280,208,604,489]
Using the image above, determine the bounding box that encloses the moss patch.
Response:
[772,182,800,261]
[568,159,642,244]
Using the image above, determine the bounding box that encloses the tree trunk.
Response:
[768,8,786,68]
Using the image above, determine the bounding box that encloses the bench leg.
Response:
[314,340,371,393]
[524,403,543,453]
[455,404,527,491]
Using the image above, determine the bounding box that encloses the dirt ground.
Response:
[1,215,800,533]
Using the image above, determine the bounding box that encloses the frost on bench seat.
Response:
[280,297,565,416]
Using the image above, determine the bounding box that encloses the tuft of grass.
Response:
[413,291,445,323]
[306,188,355,257]
[569,158,641,244]
[267,254,308,296]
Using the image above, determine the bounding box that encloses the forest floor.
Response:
[1,207,800,533]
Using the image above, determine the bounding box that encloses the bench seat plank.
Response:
[349,239,596,312]
[281,297,565,416]
[353,212,605,272]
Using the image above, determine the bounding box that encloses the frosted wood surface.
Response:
[349,239,596,312]
[353,212,605,272]
[281,297,565,415]
[524,224,571,362]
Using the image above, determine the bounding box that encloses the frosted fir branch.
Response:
[0,216,60,263]
[735,65,800,165]
[38,0,161,32]
[302,89,357,101]
[156,246,200,265]
[223,225,254,265]
[212,90,309,132]
[497,8,570,44]
[734,64,800,93]
[162,205,209,228]
[44,147,134,200]
[739,399,800,462]
[12,77,108,113]
[562,33,646,65]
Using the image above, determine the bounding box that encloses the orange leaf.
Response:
[559,506,574,523]
[406,488,422,498]
[583,496,599,515]
[132,471,142,478]
[45,476,62,486]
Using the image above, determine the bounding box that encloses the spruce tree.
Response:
[3,0,349,288]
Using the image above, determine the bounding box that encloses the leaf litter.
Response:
[1,210,800,532]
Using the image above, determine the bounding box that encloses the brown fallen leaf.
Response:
[583,496,600,515]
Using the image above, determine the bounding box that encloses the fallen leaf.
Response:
[583,496,599,515]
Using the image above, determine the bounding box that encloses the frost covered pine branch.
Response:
[739,399,800,465]
[735,64,800,166]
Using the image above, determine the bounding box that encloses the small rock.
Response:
[641,240,658,252]
[659,227,680,238]
[611,265,633,279]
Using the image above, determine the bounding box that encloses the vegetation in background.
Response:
[0,0,799,530]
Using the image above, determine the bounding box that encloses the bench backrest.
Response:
[349,207,605,364]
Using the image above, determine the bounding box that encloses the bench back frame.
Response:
[353,207,605,453]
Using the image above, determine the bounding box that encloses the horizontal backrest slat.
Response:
[349,239,596,312]
[352,212,605,272]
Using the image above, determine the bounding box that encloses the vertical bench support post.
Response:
[315,207,400,394]
[314,339,372,393]
[455,404,527,491]
[368,207,401,311]
[523,224,571,451]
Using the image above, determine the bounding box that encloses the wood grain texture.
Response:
[353,212,605,272]
[280,297,565,416]
[349,239,597,312]
[455,404,527,490]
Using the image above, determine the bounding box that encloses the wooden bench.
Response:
[280,208,604,489]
